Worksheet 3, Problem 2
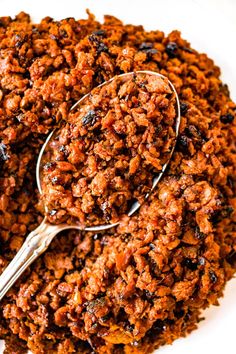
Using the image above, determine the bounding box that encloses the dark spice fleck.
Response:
[51,176,60,185]
[195,227,206,240]
[210,204,233,224]
[227,176,234,189]
[23,71,31,80]
[0,19,6,28]
[198,257,206,266]
[50,34,57,40]
[155,124,163,135]
[209,270,217,283]
[137,82,145,89]
[92,29,106,37]
[15,34,26,48]
[100,236,109,246]
[146,48,158,56]
[183,258,198,271]
[43,161,56,171]
[0,143,9,161]
[174,309,185,319]
[59,145,66,152]
[32,27,39,34]
[81,110,97,126]
[178,135,189,149]
[139,43,158,56]
[184,310,192,321]
[165,42,178,58]
[86,298,106,315]
[226,250,236,266]
[101,201,110,211]
[60,29,68,38]
[16,113,24,122]
[152,319,165,334]
[88,34,108,53]
[221,205,234,217]
[149,243,156,250]
[100,314,110,323]
[145,290,154,299]
[97,42,108,54]
[126,323,134,332]
[59,145,68,156]
[220,113,234,124]
[186,125,202,138]
[210,210,222,224]
[139,42,153,51]
[180,102,188,115]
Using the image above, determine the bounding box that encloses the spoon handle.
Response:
[0,218,59,301]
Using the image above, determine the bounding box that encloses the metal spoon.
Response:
[0,70,180,301]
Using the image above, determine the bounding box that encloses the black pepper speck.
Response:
[44,161,56,171]
[81,110,97,126]
[149,243,156,250]
[0,143,9,161]
[88,34,108,53]
[166,42,178,58]
[183,258,198,271]
[195,227,206,240]
[226,250,236,266]
[220,113,234,124]
[209,270,217,283]
[139,42,153,51]
[178,135,189,148]
[180,102,188,115]
[51,176,60,185]
[198,257,206,266]
[92,29,106,37]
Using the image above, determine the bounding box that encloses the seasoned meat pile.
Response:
[0,11,236,354]
[41,72,178,226]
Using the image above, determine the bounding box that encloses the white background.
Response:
[0,0,235,353]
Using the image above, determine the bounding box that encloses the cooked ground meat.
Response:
[41,72,178,226]
[0,11,236,354]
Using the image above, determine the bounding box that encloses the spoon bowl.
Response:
[37,70,181,230]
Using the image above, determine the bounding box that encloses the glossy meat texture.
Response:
[41,73,177,226]
[0,11,235,354]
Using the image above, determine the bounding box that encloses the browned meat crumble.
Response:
[41,72,178,226]
[0,11,236,354]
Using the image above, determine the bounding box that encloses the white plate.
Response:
[0,0,235,353]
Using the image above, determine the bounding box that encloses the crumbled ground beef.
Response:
[41,72,178,226]
[0,11,235,354]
